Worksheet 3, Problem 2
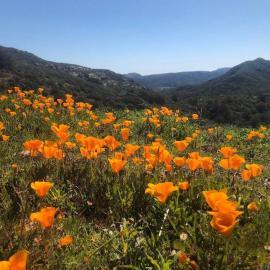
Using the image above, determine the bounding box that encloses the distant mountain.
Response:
[169,58,270,126]
[124,68,230,90]
[176,58,270,97]
[0,46,165,108]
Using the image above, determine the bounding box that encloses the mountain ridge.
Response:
[168,57,270,125]
[0,45,165,108]
[124,67,231,90]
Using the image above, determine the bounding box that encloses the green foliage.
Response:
[0,91,270,269]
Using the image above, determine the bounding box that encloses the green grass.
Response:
[0,89,270,269]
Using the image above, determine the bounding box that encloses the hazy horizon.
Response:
[1,0,270,75]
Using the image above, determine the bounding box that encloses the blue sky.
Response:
[1,0,270,74]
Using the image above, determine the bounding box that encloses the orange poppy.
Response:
[241,164,263,181]
[132,157,143,165]
[178,251,197,269]
[178,251,188,263]
[2,135,9,141]
[108,158,127,173]
[247,202,259,212]
[219,154,245,171]
[186,158,201,171]
[51,124,69,144]
[120,128,130,142]
[104,135,121,151]
[241,169,252,181]
[208,211,240,237]
[200,157,214,173]
[178,181,190,190]
[219,147,237,158]
[125,144,140,157]
[59,235,73,246]
[65,141,76,149]
[23,139,43,157]
[173,157,186,167]
[192,113,199,120]
[30,207,57,229]
[145,182,177,203]
[203,190,228,211]
[174,140,189,152]
[0,249,28,270]
[0,121,5,131]
[31,181,54,198]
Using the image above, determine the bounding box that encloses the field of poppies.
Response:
[0,87,270,269]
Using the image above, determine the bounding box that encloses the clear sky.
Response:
[1,0,270,75]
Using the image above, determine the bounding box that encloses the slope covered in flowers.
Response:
[0,87,270,269]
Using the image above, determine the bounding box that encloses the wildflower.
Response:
[200,157,214,173]
[178,251,188,263]
[219,147,237,158]
[104,135,121,151]
[178,251,197,269]
[181,116,189,123]
[0,121,4,131]
[108,158,127,173]
[0,249,28,270]
[203,189,242,236]
[186,158,201,171]
[185,137,193,143]
[226,134,233,140]
[51,124,69,144]
[23,139,43,157]
[241,163,263,181]
[208,128,214,134]
[122,120,133,127]
[192,114,199,120]
[247,202,259,212]
[247,130,264,140]
[219,154,245,171]
[30,207,57,229]
[2,135,9,141]
[65,141,76,149]
[41,145,64,160]
[59,235,73,247]
[180,233,188,241]
[132,157,142,165]
[145,182,177,203]
[208,211,241,237]
[11,163,18,170]
[125,144,140,157]
[174,140,189,152]
[31,181,54,198]
[203,190,228,211]
[178,181,190,190]
[173,157,186,167]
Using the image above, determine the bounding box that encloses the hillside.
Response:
[124,68,230,90]
[169,58,270,126]
[0,45,165,108]
[0,88,269,269]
